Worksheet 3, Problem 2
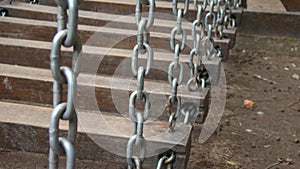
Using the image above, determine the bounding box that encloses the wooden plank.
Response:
[0,63,209,119]
[0,2,239,39]
[0,16,230,56]
[0,101,192,168]
[24,0,243,25]
[2,2,236,50]
[0,37,190,80]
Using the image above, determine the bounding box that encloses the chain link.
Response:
[0,8,8,17]
[172,0,189,16]
[156,151,176,169]
[167,0,189,132]
[49,0,81,168]
[127,68,150,168]
[135,0,155,30]
[127,1,157,167]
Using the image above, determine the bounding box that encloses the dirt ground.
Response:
[0,34,299,169]
[189,34,300,169]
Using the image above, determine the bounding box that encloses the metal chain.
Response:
[49,0,82,169]
[223,0,236,29]
[127,0,156,167]
[127,67,150,169]
[187,1,208,92]
[156,151,176,169]
[0,8,8,17]
[132,0,155,76]
[167,0,189,132]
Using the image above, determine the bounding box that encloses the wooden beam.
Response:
[0,101,192,168]
[0,63,209,120]
[22,0,242,25]
[0,16,230,57]
[0,2,237,50]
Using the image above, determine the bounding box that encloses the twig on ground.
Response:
[254,74,278,84]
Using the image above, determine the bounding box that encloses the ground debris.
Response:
[244,100,255,109]
[265,158,293,169]
[254,74,278,84]
[291,73,299,80]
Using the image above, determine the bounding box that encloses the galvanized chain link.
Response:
[49,0,82,169]
[127,0,156,167]
[132,0,155,76]
[172,0,189,16]
[167,0,190,132]
[223,0,236,29]
[187,1,209,92]
[127,67,150,169]
[156,151,176,169]
[27,0,39,4]
[0,8,8,17]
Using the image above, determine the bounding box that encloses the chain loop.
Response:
[135,0,155,30]
[129,90,150,122]
[50,30,81,83]
[127,135,146,169]
[49,0,81,168]
[132,43,153,76]
[170,27,186,52]
[137,19,148,54]
[168,47,183,85]
[172,0,189,16]
[55,0,79,47]
[167,89,181,132]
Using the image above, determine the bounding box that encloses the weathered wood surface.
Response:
[0,16,231,57]
[0,101,192,168]
[10,0,243,24]
[0,63,209,119]
[0,1,236,50]
[0,2,238,41]
[0,36,188,79]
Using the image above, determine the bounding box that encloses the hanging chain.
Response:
[156,151,176,169]
[166,0,189,132]
[49,0,82,169]
[127,0,155,168]
[0,8,8,17]
[224,0,236,29]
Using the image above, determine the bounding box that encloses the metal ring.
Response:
[168,61,183,85]
[170,78,178,102]
[60,66,76,120]
[126,135,146,168]
[137,67,145,101]
[170,27,186,52]
[65,0,78,47]
[204,12,216,31]
[156,156,168,169]
[168,95,181,118]
[132,43,153,76]
[137,19,148,54]
[172,0,189,16]
[50,30,81,83]
[134,112,144,145]
[59,137,75,169]
[168,112,176,132]
[135,0,155,30]
[129,90,150,122]
[189,48,197,69]
[49,103,78,154]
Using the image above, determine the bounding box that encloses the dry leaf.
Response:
[244,100,255,109]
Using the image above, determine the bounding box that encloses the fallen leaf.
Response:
[226,160,237,166]
[244,100,255,109]
[246,129,253,133]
